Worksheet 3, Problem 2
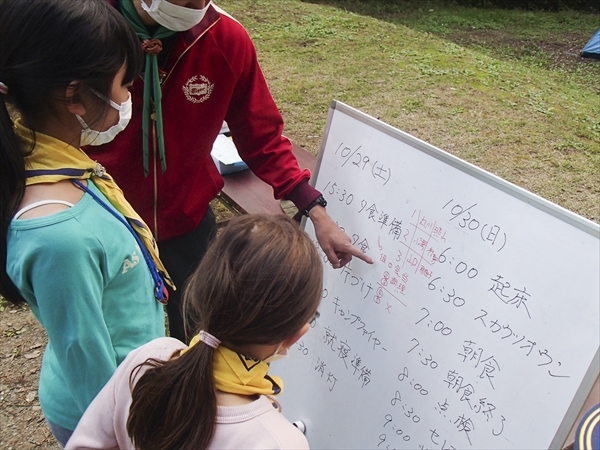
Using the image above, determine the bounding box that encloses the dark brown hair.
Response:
[0,0,143,304]
[127,214,323,450]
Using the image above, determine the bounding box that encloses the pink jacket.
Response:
[66,338,310,449]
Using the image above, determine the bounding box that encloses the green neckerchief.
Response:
[120,0,176,176]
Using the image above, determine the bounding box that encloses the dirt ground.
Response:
[0,301,59,450]
[448,29,600,89]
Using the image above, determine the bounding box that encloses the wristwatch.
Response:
[304,195,328,216]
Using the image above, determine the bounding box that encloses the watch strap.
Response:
[304,195,327,216]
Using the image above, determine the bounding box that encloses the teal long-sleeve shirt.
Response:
[7,181,165,430]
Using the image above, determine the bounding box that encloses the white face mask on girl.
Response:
[141,0,211,31]
[263,343,289,363]
[76,92,132,146]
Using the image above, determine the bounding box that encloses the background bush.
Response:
[444,0,597,12]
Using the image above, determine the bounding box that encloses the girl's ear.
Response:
[65,81,86,116]
[282,322,310,349]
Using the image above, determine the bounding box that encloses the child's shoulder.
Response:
[214,396,310,449]
[131,337,186,362]
[119,337,186,375]
[255,399,310,450]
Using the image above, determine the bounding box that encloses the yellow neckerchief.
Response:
[182,335,284,396]
[15,119,174,291]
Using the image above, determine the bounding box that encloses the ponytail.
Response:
[127,343,218,450]
[127,214,323,449]
[0,97,27,304]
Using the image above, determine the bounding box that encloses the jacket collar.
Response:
[184,3,220,44]
[107,0,220,45]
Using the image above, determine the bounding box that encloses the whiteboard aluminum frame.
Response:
[308,100,600,449]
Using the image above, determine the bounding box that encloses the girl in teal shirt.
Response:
[0,0,171,445]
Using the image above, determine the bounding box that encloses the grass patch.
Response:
[218,0,599,222]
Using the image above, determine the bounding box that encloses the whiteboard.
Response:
[275,101,600,450]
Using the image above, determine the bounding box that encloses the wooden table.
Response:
[218,144,316,216]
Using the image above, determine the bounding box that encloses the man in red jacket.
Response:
[92,0,372,341]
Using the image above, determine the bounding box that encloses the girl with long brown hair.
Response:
[68,214,323,449]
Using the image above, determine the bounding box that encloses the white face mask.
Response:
[141,0,210,32]
[263,343,289,363]
[77,92,132,146]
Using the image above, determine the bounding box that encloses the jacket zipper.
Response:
[151,15,221,241]
[161,18,220,87]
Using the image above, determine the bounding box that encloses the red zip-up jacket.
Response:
[92,1,319,241]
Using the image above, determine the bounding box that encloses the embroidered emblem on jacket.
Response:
[122,250,140,274]
[183,75,214,103]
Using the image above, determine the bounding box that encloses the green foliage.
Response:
[452,0,598,12]
[327,0,597,12]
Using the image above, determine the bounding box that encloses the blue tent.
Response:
[581,28,600,59]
